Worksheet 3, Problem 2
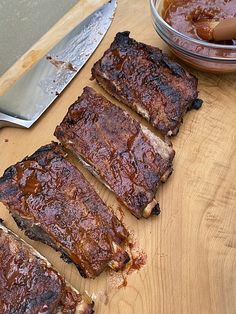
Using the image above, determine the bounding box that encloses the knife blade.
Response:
[0,0,117,129]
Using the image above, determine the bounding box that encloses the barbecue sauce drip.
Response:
[163,0,236,45]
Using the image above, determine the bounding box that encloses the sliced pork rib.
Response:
[0,143,130,278]
[55,87,175,219]
[0,222,94,314]
[91,31,202,136]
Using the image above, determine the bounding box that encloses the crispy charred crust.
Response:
[12,213,58,250]
[191,98,203,110]
[0,223,94,314]
[152,203,161,216]
[60,252,73,264]
[55,87,175,219]
[0,142,130,278]
[91,31,202,135]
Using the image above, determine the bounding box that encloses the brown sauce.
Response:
[163,0,236,45]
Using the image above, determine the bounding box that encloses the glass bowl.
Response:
[150,0,236,73]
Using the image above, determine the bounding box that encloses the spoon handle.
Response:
[214,17,236,41]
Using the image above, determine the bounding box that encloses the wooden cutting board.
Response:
[0,1,236,313]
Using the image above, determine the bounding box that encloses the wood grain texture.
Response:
[0,1,236,313]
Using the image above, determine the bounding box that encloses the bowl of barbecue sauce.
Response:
[150,0,236,73]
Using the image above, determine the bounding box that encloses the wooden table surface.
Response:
[0,1,236,313]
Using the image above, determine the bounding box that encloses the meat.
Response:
[55,87,175,219]
[0,222,94,314]
[0,143,130,278]
[91,31,202,136]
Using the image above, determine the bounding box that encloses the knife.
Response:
[0,0,117,129]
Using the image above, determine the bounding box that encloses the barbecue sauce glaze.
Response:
[0,227,80,314]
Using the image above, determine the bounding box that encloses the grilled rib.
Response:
[55,87,175,219]
[0,222,94,314]
[91,31,202,136]
[0,143,130,278]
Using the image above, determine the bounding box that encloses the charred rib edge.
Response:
[11,208,128,276]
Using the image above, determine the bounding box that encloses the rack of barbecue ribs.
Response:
[0,222,94,314]
[91,31,202,136]
[0,143,130,278]
[55,87,175,219]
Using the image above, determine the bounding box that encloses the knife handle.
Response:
[0,112,33,129]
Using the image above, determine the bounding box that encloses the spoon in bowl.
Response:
[195,17,236,42]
